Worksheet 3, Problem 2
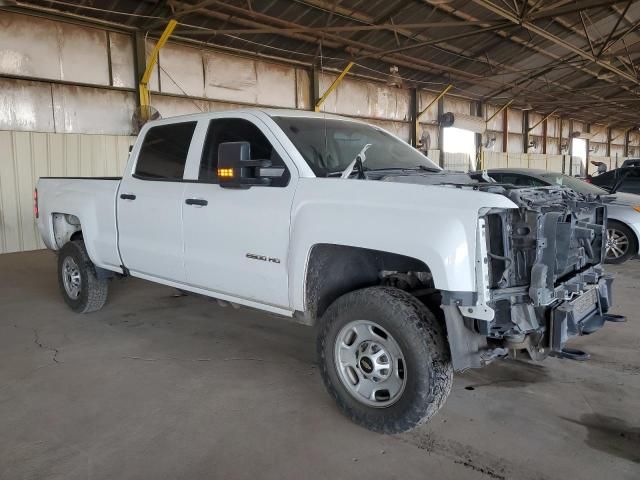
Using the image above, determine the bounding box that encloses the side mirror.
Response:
[217,141,272,188]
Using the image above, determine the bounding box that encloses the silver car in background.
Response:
[471,168,640,264]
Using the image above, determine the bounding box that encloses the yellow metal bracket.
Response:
[414,84,452,149]
[486,99,513,124]
[528,108,557,132]
[418,84,452,120]
[139,19,178,119]
[314,62,354,112]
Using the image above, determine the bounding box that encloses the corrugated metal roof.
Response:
[8,0,640,127]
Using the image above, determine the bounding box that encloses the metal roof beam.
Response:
[597,0,632,57]
[472,0,640,85]
[528,0,625,20]
[293,0,615,110]
[293,0,535,83]
[167,21,507,36]
[423,1,639,118]
[181,0,511,83]
[356,22,516,59]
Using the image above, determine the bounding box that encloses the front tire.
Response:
[58,240,108,313]
[317,287,453,434]
[605,221,637,264]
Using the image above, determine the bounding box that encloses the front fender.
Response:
[287,178,516,311]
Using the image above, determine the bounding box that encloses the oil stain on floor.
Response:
[561,413,640,463]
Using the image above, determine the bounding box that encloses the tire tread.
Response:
[58,240,108,313]
[317,286,453,433]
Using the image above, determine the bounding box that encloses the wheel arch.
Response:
[52,213,82,249]
[299,243,434,325]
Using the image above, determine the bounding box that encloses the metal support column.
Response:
[523,110,530,154]
[410,88,418,148]
[474,101,483,170]
[585,123,591,176]
[133,31,147,109]
[624,129,630,157]
[606,127,612,158]
[438,95,445,168]
[569,120,574,175]
[542,117,548,155]
[311,65,320,111]
[560,117,565,173]
[502,106,508,153]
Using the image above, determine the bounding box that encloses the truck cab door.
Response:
[181,114,296,309]
[117,121,198,282]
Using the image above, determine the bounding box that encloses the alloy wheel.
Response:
[606,228,629,260]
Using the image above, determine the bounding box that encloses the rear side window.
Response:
[497,174,544,187]
[135,122,197,180]
[618,169,640,194]
[591,171,616,191]
[199,118,290,187]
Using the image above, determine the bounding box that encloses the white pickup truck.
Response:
[37,109,620,433]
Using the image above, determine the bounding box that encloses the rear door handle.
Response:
[120,193,136,200]
[185,198,208,207]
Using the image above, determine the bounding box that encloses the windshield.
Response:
[539,172,608,195]
[273,116,440,177]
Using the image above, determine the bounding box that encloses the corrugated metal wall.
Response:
[1,11,638,254]
[0,131,133,254]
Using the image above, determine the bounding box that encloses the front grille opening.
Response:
[486,214,506,288]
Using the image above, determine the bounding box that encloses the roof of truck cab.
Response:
[146,108,363,127]
[259,108,359,120]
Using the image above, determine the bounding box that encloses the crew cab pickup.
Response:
[36,109,620,433]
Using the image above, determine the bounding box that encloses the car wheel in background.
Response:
[605,221,637,264]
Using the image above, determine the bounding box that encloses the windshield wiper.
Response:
[341,144,372,179]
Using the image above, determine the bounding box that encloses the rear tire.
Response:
[58,240,108,313]
[605,221,637,264]
[317,286,453,434]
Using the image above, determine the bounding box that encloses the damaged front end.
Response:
[444,185,619,371]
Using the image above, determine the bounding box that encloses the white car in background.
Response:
[471,168,640,263]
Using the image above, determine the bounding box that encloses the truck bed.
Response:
[36,177,122,273]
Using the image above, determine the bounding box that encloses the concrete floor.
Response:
[0,250,638,480]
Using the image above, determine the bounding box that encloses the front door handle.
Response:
[185,198,208,207]
[120,193,136,200]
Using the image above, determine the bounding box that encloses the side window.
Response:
[527,177,547,187]
[592,171,616,190]
[135,122,197,180]
[619,169,640,194]
[199,118,290,187]
[500,174,540,187]
[498,174,520,185]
